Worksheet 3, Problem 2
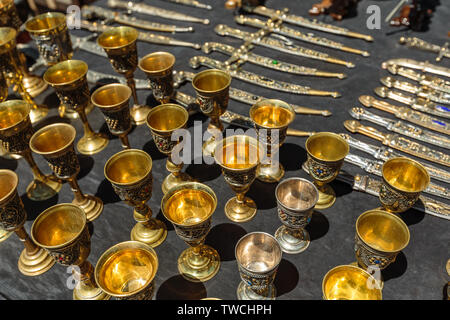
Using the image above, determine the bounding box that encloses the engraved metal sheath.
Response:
[359,95,450,135]
[214,24,355,68]
[399,37,449,61]
[349,107,450,149]
[343,120,450,167]
[202,42,346,79]
[382,58,450,79]
[243,5,373,42]
[163,0,212,10]
[107,0,210,24]
[81,5,194,32]
[345,153,450,200]
[234,15,370,57]
[189,56,341,97]
[375,87,450,119]
[386,65,450,94]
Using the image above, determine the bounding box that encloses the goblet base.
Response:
[350,261,384,290]
[275,226,310,254]
[256,162,284,183]
[29,105,48,124]
[18,247,55,276]
[22,74,48,98]
[76,132,109,155]
[178,245,220,283]
[59,103,94,119]
[130,104,152,126]
[237,281,276,300]
[131,217,167,248]
[73,286,111,300]
[315,183,336,210]
[225,196,257,223]
[162,172,194,194]
[26,175,62,201]
[0,228,12,243]
[73,194,104,222]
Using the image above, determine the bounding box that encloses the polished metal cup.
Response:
[235,232,282,300]
[274,177,319,254]
[380,157,430,213]
[146,103,192,194]
[305,132,349,210]
[161,182,220,282]
[250,99,295,183]
[24,12,73,66]
[138,51,175,103]
[95,241,158,300]
[322,265,382,300]
[0,169,55,276]
[91,83,133,149]
[30,123,104,221]
[104,149,167,247]
[31,203,110,300]
[192,69,231,157]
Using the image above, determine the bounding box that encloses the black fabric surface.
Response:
[0,0,449,300]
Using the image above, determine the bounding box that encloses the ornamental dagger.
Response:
[202,42,346,79]
[382,58,450,79]
[359,95,450,135]
[162,0,212,10]
[234,15,370,57]
[340,133,450,184]
[189,56,341,98]
[349,107,450,150]
[399,37,449,61]
[215,24,355,68]
[386,65,450,94]
[375,87,450,119]
[345,153,450,200]
[107,0,210,24]
[344,120,450,167]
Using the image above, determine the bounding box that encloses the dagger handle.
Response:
[344,120,387,142]
[286,128,314,137]
[359,95,398,114]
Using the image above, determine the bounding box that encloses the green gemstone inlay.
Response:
[271,60,279,65]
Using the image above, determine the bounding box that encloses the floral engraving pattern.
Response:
[379,182,419,213]
[0,123,33,154]
[354,235,396,270]
[44,149,80,179]
[173,219,211,243]
[0,191,25,231]
[48,226,90,266]
[148,73,174,102]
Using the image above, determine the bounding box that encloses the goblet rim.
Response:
[24,12,66,34]
[94,240,159,298]
[0,99,31,131]
[146,103,189,134]
[213,135,262,171]
[0,169,18,205]
[191,68,231,94]
[104,149,153,186]
[356,209,410,253]
[0,26,16,48]
[30,203,87,250]
[305,131,349,163]
[381,157,430,194]
[29,122,76,156]
[91,83,132,109]
[138,51,176,75]
[97,26,139,50]
[275,177,319,213]
[249,99,295,129]
[43,59,88,87]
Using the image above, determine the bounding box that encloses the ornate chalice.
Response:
[146,103,192,194]
[235,232,282,300]
[249,99,295,183]
[98,26,151,125]
[0,27,48,123]
[274,177,319,254]
[31,203,110,300]
[0,169,55,276]
[91,83,132,149]
[29,123,104,221]
[44,60,109,155]
[0,100,62,201]
[380,157,430,213]
[305,132,349,210]
[322,265,382,300]
[95,241,159,300]
[161,182,220,282]
[214,135,262,223]
[138,51,175,103]
[104,149,167,247]
[192,69,231,157]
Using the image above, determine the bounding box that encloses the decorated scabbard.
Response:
[382,58,450,79]
[163,0,212,10]
[399,37,449,61]
[386,65,450,94]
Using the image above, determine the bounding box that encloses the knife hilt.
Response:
[286,128,314,137]
[344,120,387,142]
[359,95,398,114]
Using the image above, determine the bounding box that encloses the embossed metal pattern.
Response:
[44,148,80,179]
[0,191,26,231]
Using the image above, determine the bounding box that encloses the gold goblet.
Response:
[249,99,295,183]
[0,0,22,30]
[0,169,55,276]
[235,232,282,300]
[192,69,231,157]
[305,132,349,210]
[29,123,104,221]
[43,60,109,155]
[138,51,175,103]
[0,100,62,201]
[161,182,220,282]
[322,265,382,300]
[104,149,167,247]
[0,27,48,123]
[214,135,261,223]
[91,83,133,149]
[31,203,110,300]
[380,157,430,213]
[95,241,158,300]
[97,26,151,125]
[146,103,192,194]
